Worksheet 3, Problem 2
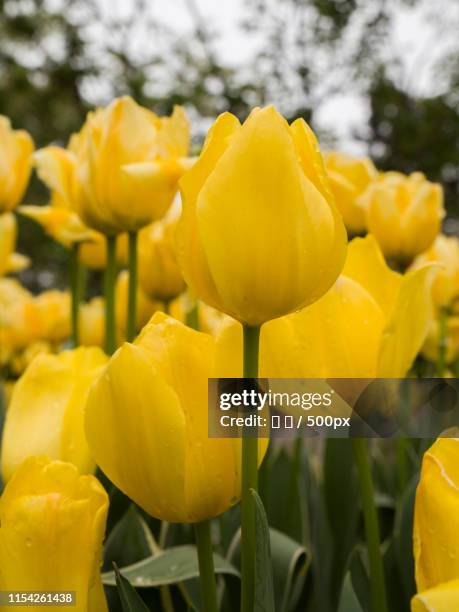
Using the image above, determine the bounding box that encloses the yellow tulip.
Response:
[412,579,459,611]
[413,438,459,594]
[410,234,459,308]
[20,146,132,267]
[78,232,128,270]
[0,456,108,611]
[0,213,29,276]
[1,289,74,374]
[79,297,105,347]
[0,116,34,213]
[19,200,95,247]
[9,341,52,378]
[258,234,436,377]
[138,205,185,302]
[361,171,444,264]
[115,270,161,337]
[74,97,193,235]
[85,312,266,523]
[324,151,378,234]
[177,106,347,326]
[1,347,108,481]
[19,145,93,245]
[0,279,33,363]
[25,290,71,344]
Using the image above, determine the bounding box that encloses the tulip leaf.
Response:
[259,446,308,543]
[251,488,275,612]
[227,522,309,612]
[323,438,360,608]
[337,573,363,612]
[301,448,334,612]
[348,547,371,612]
[113,564,150,612]
[102,545,239,587]
[393,473,418,606]
[269,526,309,611]
[104,506,152,571]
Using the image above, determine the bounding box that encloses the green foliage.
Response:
[98,437,422,611]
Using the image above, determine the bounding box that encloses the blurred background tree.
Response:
[2,0,459,289]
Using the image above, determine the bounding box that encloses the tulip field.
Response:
[0,98,459,612]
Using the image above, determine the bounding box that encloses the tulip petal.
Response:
[1,347,107,481]
[33,146,75,206]
[135,313,244,520]
[196,106,346,325]
[401,183,444,257]
[377,265,437,377]
[412,579,459,612]
[414,439,459,592]
[85,342,189,522]
[261,275,384,378]
[0,457,108,611]
[120,160,180,228]
[0,118,34,212]
[344,234,401,319]
[177,112,241,311]
[157,105,190,158]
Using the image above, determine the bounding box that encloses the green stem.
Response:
[287,436,302,522]
[127,231,138,342]
[104,235,117,355]
[437,306,449,377]
[396,437,407,496]
[160,586,175,612]
[352,438,388,612]
[69,242,84,347]
[185,300,199,331]
[194,520,218,612]
[241,325,260,612]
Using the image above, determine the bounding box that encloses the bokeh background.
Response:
[3,0,459,289]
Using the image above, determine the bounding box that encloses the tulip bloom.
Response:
[0,456,108,611]
[410,234,459,309]
[79,297,105,347]
[21,147,130,262]
[177,106,347,327]
[324,151,377,234]
[138,205,185,302]
[220,234,435,378]
[85,312,266,523]
[115,270,160,337]
[412,580,459,611]
[0,213,29,276]
[361,171,444,264]
[412,438,459,609]
[0,289,68,361]
[78,233,128,270]
[73,97,193,236]
[19,143,94,245]
[1,347,108,481]
[0,116,34,213]
[25,290,72,344]
[0,279,34,365]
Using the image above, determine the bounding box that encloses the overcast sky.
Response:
[88,0,458,153]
